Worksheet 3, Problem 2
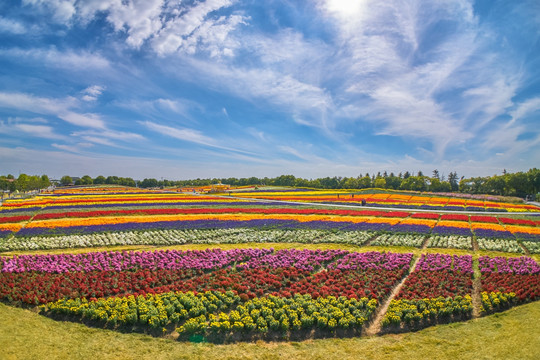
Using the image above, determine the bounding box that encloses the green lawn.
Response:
[1,300,539,360]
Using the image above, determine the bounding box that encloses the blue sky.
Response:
[0,0,539,180]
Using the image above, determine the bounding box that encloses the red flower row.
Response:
[410,213,440,220]
[0,265,410,306]
[0,215,32,223]
[469,216,498,223]
[277,268,407,300]
[499,217,537,227]
[440,214,469,222]
[31,208,413,221]
[396,270,473,300]
[480,273,540,301]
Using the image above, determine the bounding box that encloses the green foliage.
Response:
[60,175,73,186]
[382,296,473,329]
[480,291,517,314]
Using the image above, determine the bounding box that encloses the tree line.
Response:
[0,174,51,193]
[1,168,539,200]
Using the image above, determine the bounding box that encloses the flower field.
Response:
[1,246,537,341]
[1,187,539,250]
[229,189,540,213]
[0,186,539,342]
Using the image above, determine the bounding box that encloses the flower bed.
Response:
[369,233,426,248]
[427,235,472,250]
[382,296,473,331]
[383,254,473,331]
[476,238,524,253]
[479,256,540,303]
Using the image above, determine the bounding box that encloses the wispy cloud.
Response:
[0,47,110,70]
[0,92,106,129]
[0,119,66,140]
[81,85,105,102]
[141,120,257,155]
[0,16,26,34]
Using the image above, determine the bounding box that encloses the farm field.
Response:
[0,186,539,357]
[228,188,540,213]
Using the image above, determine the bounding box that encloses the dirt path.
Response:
[472,236,479,251]
[364,254,422,336]
[471,259,483,318]
[519,242,531,255]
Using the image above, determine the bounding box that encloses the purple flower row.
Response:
[388,224,432,234]
[327,251,413,271]
[0,207,42,214]
[432,226,473,237]
[478,256,540,275]
[416,253,473,273]
[474,228,515,239]
[35,201,287,211]
[0,248,272,273]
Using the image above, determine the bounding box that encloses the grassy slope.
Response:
[1,301,539,360]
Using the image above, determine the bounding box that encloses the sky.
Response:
[0,0,539,180]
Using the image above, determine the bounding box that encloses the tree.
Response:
[432,169,440,180]
[40,175,51,189]
[485,175,506,195]
[141,178,159,188]
[94,175,106,184]
[80,175,93,185]
[16,174,29,192]
[374,178,386,189]
[106,176,119,184]
[60,176,72,186]
[448,172,459,191]
[358,176,372,189]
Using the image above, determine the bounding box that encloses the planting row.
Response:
[2,227,538,254]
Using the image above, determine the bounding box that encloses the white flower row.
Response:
[370,233,425,248]
[427,235,472,250]
[522,241,540,254]
[0,228,374,252]
[476,238,524,253]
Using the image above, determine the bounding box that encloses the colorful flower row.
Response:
[479,256,539,303]
[42,291,377,340]
[230,189,539,212]
[382,296,473,330]
[3,226,539,255]
[0,248,272,273]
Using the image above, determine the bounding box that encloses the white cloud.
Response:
[0,48,110,70]
[15,124,65,140]
[313,0,522,158]
[57,112,105,129]
[24,0,245,57]
[22,0,77,23]
[0,119,66,140]
[81,85,105,101]
[71,129,145,141]
[0,92,105,129]
[180,59,333,129]
[151,0,246,57]
[142,120,219,146]
[509,96,540,123]
[0,92,81,122]
[51,142,93,153]
[0,16,27,34]
[141,120,258,155]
